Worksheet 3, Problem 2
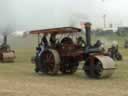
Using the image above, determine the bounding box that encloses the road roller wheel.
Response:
[83,55,116,78]
[34,56,40,73]
[2,51,16,62]
[84,59,103,78]
[40,49,60,75]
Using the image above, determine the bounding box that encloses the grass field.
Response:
[0,35,128,96]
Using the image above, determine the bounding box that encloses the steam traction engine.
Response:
[30,23,116,78]
[0,35,16,62]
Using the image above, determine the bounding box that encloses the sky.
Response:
[0,0,128,33]
[103,0,128,27]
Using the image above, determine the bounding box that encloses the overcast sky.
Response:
[0,0,128,32]
[103,0,128,27]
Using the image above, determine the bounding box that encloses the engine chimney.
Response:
[84,22,91,47]
[3,35,7,45]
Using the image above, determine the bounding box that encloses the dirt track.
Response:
[0,48,128,96]
[0,65,128,96]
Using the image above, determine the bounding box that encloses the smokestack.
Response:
[3,35,7,45]
[84,22,91,47]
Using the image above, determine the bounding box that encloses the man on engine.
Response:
[108,41,122,60]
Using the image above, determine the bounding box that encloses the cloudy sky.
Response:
[0,0,128,32]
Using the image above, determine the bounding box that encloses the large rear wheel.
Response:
[40,49,60,75]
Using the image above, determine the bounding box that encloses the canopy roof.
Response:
[30,27,81,35]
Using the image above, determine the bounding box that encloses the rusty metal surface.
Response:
[60,49,84,57]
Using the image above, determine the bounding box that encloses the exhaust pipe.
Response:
[84,22,92,47]
[3,35,7,45]
[84,23,101,53]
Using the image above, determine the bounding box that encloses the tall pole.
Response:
[102,0,106,28]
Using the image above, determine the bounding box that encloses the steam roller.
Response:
[0,35,16,62]
[30,22,116,79]
[1,51,15,62]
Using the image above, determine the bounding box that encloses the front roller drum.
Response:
[40,49,60,75]
[95,56,116,78]
[2,51,16,62]
[84,55,116,78]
